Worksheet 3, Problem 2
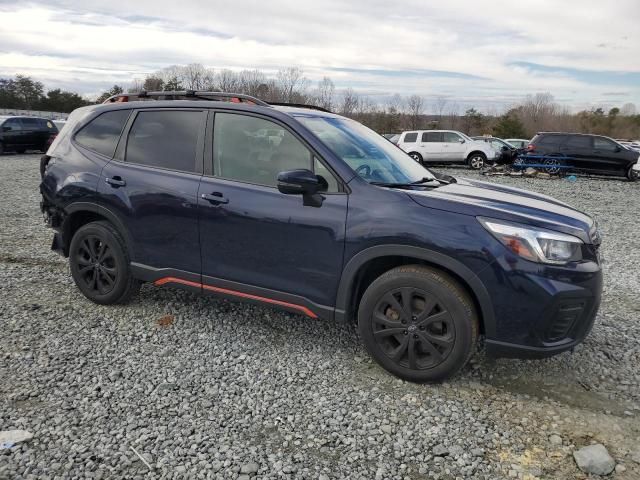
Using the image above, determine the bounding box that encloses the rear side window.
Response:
[565,136,591,148]
[75,110,130,157]
[536,135,567,147]
[126,110,202,172]
[403,132,418,143]
[20,117,41,129]
[422,132,443,142]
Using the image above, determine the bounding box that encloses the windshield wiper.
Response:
[370,177,443,189]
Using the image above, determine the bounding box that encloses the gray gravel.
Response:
[1,155,639,479]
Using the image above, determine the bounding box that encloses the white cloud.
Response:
[0,0,638,109]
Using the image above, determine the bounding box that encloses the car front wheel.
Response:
[627,167,639,182]
[358,265,478,382]
[467,153,486,170]
[69,221,140,304]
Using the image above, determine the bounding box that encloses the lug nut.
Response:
[403,330,408,335]
[413,334,419,339]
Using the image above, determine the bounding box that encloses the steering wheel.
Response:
[355,164,371,177]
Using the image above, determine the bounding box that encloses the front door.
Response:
[198,111,347,317]
[99,109,206,275]
[442,131,467,161]
[591,136,628,175]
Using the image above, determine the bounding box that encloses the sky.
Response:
[0,0,639,112]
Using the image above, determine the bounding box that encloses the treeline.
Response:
[0,75,90,113]
[2,65,640,139]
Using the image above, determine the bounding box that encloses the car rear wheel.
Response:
[627,167,639,182]
[69,221,140,304]
[467,153,486,170]
[543,156,564,175]
[358,265,478,382]
[408,152,423,164]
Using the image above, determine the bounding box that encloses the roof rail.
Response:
[103,90,270,106]
[269,102,332,113]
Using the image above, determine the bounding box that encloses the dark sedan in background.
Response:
[0,115,59,154]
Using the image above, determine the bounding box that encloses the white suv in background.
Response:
[397,130,499,169]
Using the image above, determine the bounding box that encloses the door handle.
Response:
[105,176,126,187]
[201,192,229,204]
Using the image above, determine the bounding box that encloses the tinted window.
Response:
[214,113,311,187]
[537,135,567,147]
[423,132,443,142]
[565,136,591,149]
[2,118,22,131]
[593,137,618,152]
[443,132,462,143]
[20,118,41,128]
[76,110,130,157]
[403,132,418,143]
[126,110,202,172]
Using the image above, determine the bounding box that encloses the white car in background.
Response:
[504,138,530,149]
[397,130,499,169]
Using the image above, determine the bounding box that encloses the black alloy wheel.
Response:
[371,287,455,370]
[358,265,478,382]
[69,221,140,304]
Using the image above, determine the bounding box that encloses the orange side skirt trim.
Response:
[153,276,318,318]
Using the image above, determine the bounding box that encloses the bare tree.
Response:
[340,88,360,117]
[143,76,164,91]
[276,67,309,103]
[180,63,215,90]
[238,69,267,97]
[520,92,557,133]
[407,94,425,129]
[216,69,240,93]
[387,94,403,114]
[433,95,448,122]
[314,77,335,110]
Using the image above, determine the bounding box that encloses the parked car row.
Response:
[0,115,59,154]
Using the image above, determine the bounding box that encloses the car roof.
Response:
[84,100,342,121]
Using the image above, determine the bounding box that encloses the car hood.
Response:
[407,177,596,243]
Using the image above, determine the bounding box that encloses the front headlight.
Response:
[479,218,583,264]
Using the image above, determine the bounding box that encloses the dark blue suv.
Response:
[40,91,603,382]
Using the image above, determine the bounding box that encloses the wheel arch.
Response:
[61,202,134,258]
[335,245,495,337]
[466,150,487,161]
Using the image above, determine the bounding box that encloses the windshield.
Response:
[294,115,435,184]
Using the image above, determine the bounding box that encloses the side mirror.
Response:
[458,138,465,143]
[277,169,327,207]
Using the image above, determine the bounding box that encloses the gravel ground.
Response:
[1,154,639,479]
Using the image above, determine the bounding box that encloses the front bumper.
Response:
[478,255,603,359]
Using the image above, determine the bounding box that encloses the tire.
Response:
[408,152,423,164]
[467,152,486,170]
[358,265,478,382]
[543,156,564,175]
[69,221,140,304]
[627,167,639,182]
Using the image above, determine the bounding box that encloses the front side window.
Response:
[295,114,435,185]
[75,110,130,157]
[214,113,313,187]
[423,132,443,142]
[443,132,462,143]
[126,110,202,172]
[593,137,618,152]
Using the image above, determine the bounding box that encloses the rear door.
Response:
[420,132,444,161]
[98,108,206,276]
[19,118,45,149]
[559,135,591,171]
